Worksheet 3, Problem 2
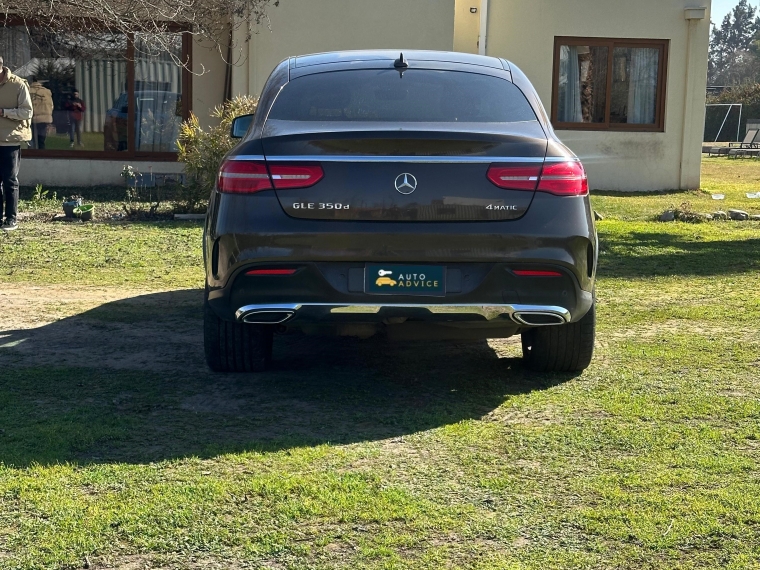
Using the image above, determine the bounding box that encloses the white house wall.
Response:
[192,34,229,130]
[486,0,711,191]
[232,0,456,97]
[21,1,711,192]
[22,159,185,187]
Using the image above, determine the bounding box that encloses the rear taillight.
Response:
[486,164,542,191]
[513,270,563,277]
[269,163,324,189]
[537,161,589,196]
[487,160,588,196]
[218,160,272,194]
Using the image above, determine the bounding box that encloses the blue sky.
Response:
[712,0,752,24]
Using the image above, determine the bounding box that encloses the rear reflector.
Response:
[513,270,563,277]
[537,161,589,196]
[269,163,324,189]
[486,164,542,191]
[487,160,588,196]
[218,160,272,194]
[246,269,298,276]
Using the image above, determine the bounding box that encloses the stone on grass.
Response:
[728,209,750,220]
[659,210,676,222]
[713,211,729,220]
[675,210,706,223]
[728,209,750,221]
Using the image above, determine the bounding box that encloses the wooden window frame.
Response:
[1,17,192,161]
[551,36,669,133]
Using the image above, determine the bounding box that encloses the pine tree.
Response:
[709,0,760,85]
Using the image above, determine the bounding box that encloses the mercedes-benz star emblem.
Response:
[395,173,417,195]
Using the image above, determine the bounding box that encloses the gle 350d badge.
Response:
[366,265,446,296]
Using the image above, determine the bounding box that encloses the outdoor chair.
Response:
[709,147,730,157]
[729,129,760,149]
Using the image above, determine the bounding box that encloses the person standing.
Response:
[29,77,53,150]
[0,56,32,232]
[65,89,85,148]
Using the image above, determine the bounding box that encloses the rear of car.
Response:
[204,51,597,373]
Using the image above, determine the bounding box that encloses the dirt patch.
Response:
[0,285,204,373]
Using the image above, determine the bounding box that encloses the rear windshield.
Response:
[268,69,538,123]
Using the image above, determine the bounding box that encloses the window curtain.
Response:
[559,45,583,123]
[627,48,659,124]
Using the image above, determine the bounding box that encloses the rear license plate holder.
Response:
[365,264,446,296]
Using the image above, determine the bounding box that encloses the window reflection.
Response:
[0,26,128,151]
[0,26,187,153]
[134,33,184,152]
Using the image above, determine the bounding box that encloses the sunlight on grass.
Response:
[591,157,760,220]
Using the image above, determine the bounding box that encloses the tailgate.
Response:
[262,124,548,222]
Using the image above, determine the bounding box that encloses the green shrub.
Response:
[176,95,259,212]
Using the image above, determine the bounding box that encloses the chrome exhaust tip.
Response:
[236,304,302,324]
[239,310,295,325]
[512,311,567,326]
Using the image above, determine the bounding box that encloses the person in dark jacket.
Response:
[65,90,86,147]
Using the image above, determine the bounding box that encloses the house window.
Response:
[0,23,190,159]
[552,37,668,132]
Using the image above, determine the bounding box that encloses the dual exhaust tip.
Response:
[238,306,567,327]
[511,311,567,326]
[240,310,295,325]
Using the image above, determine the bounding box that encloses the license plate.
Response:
[365,264,446,296]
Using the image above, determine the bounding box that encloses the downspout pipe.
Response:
[478,0,489,56]
[681,7,707,189]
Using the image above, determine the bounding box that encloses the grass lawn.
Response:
[1,158,759,569]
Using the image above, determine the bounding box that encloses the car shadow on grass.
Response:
[0,289,577,467]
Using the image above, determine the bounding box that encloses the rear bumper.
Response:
[205,191,596,325]
[207,261,594,325]
[236,303,571,326]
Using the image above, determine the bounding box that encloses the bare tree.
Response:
[0,0,276,69]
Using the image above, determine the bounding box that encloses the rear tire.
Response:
[204,301,273,373]
[521,301,595,373]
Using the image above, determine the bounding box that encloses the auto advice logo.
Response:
[375,268,439,290]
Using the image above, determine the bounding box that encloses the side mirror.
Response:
[230,114,254,139]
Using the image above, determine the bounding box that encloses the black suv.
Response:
[204,50,597,373]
